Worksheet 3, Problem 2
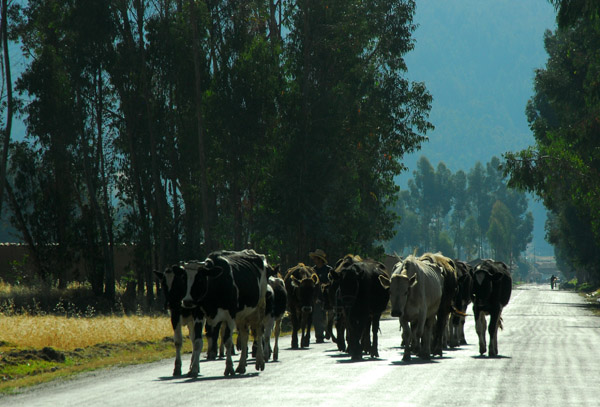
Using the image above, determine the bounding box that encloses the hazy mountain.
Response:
[398,0,557,255]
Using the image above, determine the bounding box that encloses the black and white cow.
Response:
[155,262,205,377]
[181,249,269,376]
[471,259,512,357]
[331,254,390,361]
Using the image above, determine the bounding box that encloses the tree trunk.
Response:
[0,0,13,214]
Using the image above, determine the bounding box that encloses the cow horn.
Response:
[451,306,468,317]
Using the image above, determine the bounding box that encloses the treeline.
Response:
[0,1,433,300]
[387,156,533,278]
[504,1,600,285]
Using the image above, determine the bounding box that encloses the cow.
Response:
[284,263,320,349]
[381,255,443,361]
[330,254,390,361]
[419,252,459,357]
[471,259,512,357]
[321,277,347,352]
[181,249,269,376]
[264,275,287,361]
[154,262,205,377]
[449,259,473,347]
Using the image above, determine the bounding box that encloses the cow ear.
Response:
[378,274,390,289]
[290,275,300,287]
[205,266,223,278]
[409,274,418,288]
[491,272,504,281]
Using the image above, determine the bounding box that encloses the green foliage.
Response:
[389,156,532,263]
[503,5,600,284]
[3,0,432,290]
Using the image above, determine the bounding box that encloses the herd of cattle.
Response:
[154,249,513,377]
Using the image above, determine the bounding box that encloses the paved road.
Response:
[2,284,599,407]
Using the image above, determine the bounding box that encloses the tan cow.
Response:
[381,255,443,361]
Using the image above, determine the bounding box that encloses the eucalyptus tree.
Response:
[504,6,600,283]
[10,0,118,294]
[271,0,433,263]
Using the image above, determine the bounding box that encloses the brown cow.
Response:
[284,263,320,348]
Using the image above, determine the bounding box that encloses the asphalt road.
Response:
[2,284,599,407]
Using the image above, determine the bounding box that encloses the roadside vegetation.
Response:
[0,282,189,394]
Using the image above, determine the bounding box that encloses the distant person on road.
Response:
[550,275,557,290]
[309,249,332,343]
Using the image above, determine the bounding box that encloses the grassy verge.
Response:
[0,314,192,395]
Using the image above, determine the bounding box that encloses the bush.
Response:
[576,282,597,293]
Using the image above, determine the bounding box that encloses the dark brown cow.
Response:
[449,259,473,347]
[331,255,390,361]
[471,259,512,357]
[321,277,347,352]
[284,263,319,349]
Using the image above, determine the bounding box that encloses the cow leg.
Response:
[291,313,299,349]
[273,318,281,361]
[361,320,372,355]
[301,311,312,348]
[205,322,218,360]
[401,319,412,361]
[420,317,434,360]
[459,315,467,345]
[253,301,266,372]
[488,308,502,357]
[263,316,274,362]
[335,313,346,352]
[223,320,236,376]
[371,315,380,358]
[475,310,488,356]
[236,325,249,374]
[325,309,334,340]
[172,317,183,376]
[187,316,204,377]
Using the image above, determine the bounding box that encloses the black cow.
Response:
[181,249,269,376]
[321,278,347,352]
[471,259,512,357]
[284,263,319,349]
[449,259,473,347]
[331,255,390,361]
[154,262,205,377]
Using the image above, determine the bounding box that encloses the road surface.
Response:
[2,284,599,406]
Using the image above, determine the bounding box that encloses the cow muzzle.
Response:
[301,306,313,313]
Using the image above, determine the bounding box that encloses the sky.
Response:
[399,0,558,255]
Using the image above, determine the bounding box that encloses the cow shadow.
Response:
[470,354,512,360]
[336,357,387,364]
[157,372,260,383]
[389,358,439,366]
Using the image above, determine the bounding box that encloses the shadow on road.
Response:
[470,354,511,360]
[389,358,439,366]
[156,372,260,383]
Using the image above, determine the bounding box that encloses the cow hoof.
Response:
[402,354,411,362]
[173,368,182,377]
[460,339,467,345]
[187,370,198,378]
[224,366,235,376]
[256,361,265,371]
[235,366,246,375]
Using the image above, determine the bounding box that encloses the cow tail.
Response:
[498,316,504,330]
[451,306,467,317]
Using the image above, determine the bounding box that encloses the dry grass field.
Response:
[0,282,194,394]
[0,314,174,349]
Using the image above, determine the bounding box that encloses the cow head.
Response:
[285,264,319,314]
[180,260,223,309]
[384,259,417,318]
[154,265,187,310]
[330,255,364,309]
[471,260,505,306]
